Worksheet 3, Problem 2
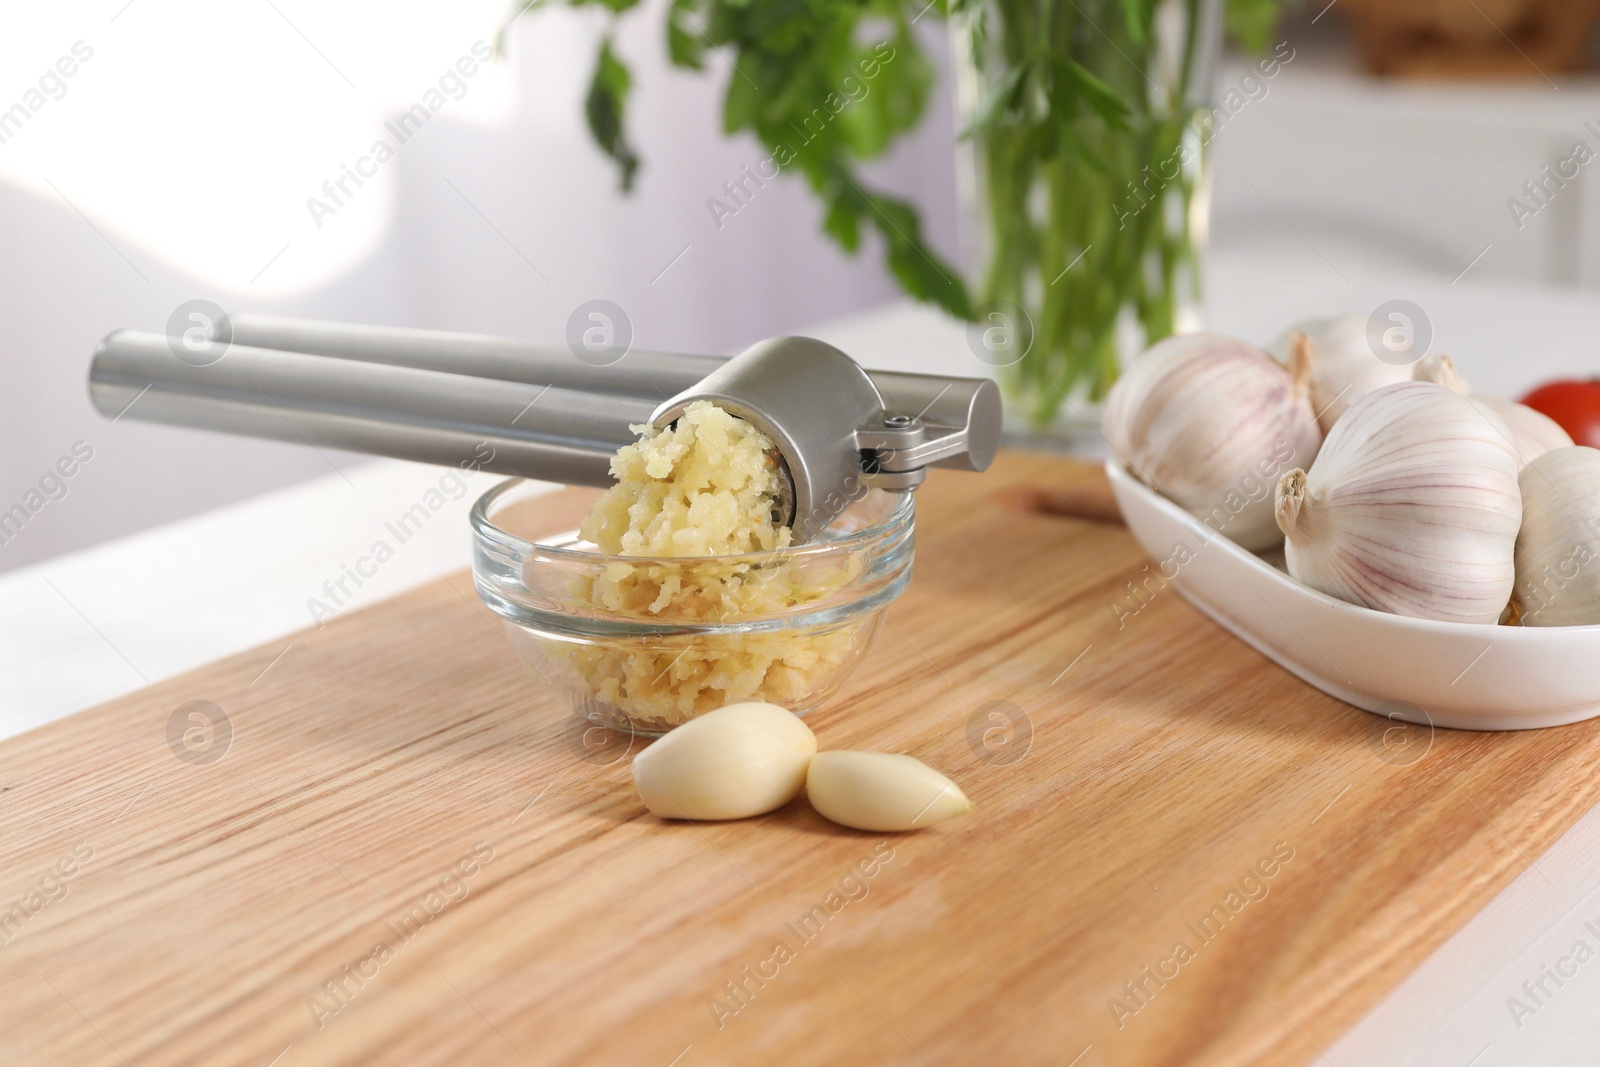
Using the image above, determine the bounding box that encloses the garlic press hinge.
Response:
[855,412,976,491]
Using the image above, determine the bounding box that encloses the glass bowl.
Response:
[471,480,915,735]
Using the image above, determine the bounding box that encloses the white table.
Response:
[7,261,1600,1065]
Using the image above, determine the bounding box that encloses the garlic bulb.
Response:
[1482,398,1573,469]
[1270,316,1412,433]
[805,751,972,832]
[1411,353,1571,468]
[1514,446,1600,626]
[631,702,816,820]
[1105,333,1323,551]
[1274,381,1522,624]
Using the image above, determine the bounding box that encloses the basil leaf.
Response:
[585,37,640,191]
[667,2,708,70]
[823,193,862,252]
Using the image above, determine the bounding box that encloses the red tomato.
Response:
[1520,380,1600,449]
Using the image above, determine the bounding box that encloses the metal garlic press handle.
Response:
[219,313,1003,481]
[88,331,649,488]
[221,312,721,399]
[88,322,1002,545]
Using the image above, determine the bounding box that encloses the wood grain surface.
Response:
[2,452,1597,1067]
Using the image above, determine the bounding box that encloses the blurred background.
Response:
[3,0,1598,572]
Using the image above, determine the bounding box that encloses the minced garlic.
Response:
[580,400,791,558]
[558,401,864,730]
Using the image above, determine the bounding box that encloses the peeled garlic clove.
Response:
[1275,381,1522,625]
[1410,354,1571,468]
[631,702,816,820]
[805,751,972,832]
[1105,332,1323,552]
[1269,316,1412,433]
[1514,446,1600,626]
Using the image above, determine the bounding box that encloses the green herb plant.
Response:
[513,0,1282,427]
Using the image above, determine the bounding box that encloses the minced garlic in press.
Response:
[580,400,791,559]
[558,401,863,730]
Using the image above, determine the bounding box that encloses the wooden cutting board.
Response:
[4,452,1599,1067]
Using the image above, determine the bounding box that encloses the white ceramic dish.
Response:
[1106,460,1600,731]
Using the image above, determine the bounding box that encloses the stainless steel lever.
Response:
[89,322,1002,543]
[219,314,1002,481]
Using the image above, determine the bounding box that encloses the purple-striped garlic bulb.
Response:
[1412,353,1572,470]
[1275,381,1522,624]
[1270,316,1413,433]
[1106,332,1323,551]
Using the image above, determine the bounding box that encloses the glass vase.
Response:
[953,0,1225,439]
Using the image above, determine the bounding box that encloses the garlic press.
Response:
[88,314,1001,543]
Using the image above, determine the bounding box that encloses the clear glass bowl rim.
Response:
[469,477,916,564]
